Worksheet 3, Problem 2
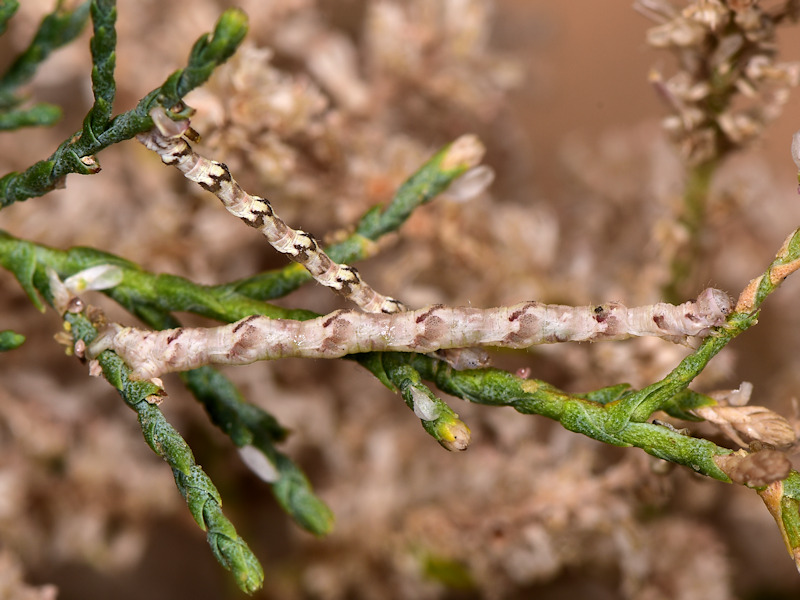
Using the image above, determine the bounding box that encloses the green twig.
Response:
[0,0,19,37]
[0,8,247,207]
[86,0,117,135]
[0,0,91,107]
[0,234,333,536]
[0,103,61,130]
[382,353,471,451]
[4,227,800,470]
[0,329,24,351]
[664,159,716,303]
[0,231,312,320]
[137,305,334,536]
[398,352,734,480]
[34,272,264,594]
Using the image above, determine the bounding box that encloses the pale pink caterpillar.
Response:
[89,288,732,380]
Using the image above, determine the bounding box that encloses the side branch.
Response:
[89,288,731,380]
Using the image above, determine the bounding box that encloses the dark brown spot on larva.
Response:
[227,324,258,359]
[415,305,444,323]
[248,212,266,228]
[233,314,260,334]
[653,314,666,329]
[323,311,350,328]
[320,316,353,355]
[163,144,191,165]
[336,267,360,295]
[382,299,405,314]
[166,328,184,344]
[508,302,539,322]
[174,145,192,159]
[293,233,318,262]
[412,314,447,351]
[503,309,540,347]
[593,306,608,323]
[198,162,232,193]
[316,254,333,271]
[685,312,700,322]
[246,197,275,223]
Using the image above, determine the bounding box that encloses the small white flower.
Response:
[446,165,495,202]
[410,387,441,421]
[791,129,800,170]
[238,445,280,483]
[63,264,123,293]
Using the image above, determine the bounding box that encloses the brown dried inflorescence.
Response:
[637,0,800,164]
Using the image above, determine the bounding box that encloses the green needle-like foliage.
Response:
[86,0,116,134]
[137,306,334,536]
[0,231,335,537]
[395,352,733,481]
[0,7,247,207]
[3,228,800,480]
[42,282,265,594]
[0,0,91,108]
[3,222,797,481]
[5,202,800,582]
[0,1,19,36]
[0,103,61,130]
[0,329,25,351]
[0,0,91,131]
[382,353,471,451]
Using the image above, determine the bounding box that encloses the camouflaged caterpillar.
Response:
[137,107,408,314]
[137,107,497,370]
[138,107,483,316]
[89,288,732,380]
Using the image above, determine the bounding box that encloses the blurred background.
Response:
[2,1,800,598]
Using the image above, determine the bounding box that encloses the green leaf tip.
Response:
[0,329,25,351]
[0,102,62,131]
[251,450,334,536]
[421,554,475,590]
[0,1,20,36]
[171,7,248,101]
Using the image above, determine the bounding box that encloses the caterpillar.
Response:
[88,287,732,380]
[137,106,410,314]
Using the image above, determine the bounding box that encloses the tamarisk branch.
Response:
[88,287,732,380]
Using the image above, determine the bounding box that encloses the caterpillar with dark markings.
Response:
[87,287,732,380]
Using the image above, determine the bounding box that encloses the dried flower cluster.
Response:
[637,0,800,164]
